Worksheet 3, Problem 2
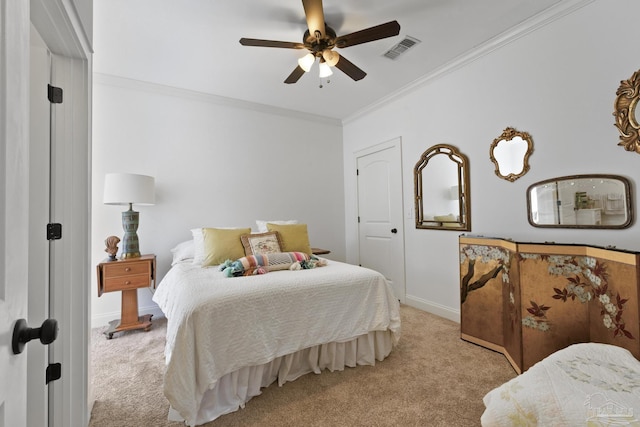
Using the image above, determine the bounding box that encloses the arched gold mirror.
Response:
[414,144,470,231]
[614,69,640,154]
[489,127,533,182]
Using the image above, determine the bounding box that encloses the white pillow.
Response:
[171,240,194,266]
[255,219,298,233]
[191,228,205,265]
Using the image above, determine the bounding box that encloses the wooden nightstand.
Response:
[311,248,331,255]
[97,254,156,339]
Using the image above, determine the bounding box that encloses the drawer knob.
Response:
[125,280,131,285]
[125,267,131,272]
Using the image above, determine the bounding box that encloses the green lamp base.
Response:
[121,205,141,259]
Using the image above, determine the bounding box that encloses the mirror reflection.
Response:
[527,174,633,228]
[489,127,533,182]
[414,144,470,231]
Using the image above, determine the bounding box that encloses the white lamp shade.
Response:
[298,53,315,72]
[449,185,460,200]
[318,61,333,78]
[103,173,155,206]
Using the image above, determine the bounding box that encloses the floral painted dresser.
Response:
[459,235,639,373]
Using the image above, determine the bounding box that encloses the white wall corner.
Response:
[405,295,461,324]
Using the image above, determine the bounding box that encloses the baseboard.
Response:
[404,295,460,324]
[91,304,165,329]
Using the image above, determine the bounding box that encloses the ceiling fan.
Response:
[239,0,400,84]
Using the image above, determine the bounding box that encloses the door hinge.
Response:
[47,84,63,104]
[357,216,360,223]
[356,169,359,176]
[46,363,61,384]
[47,223,62,240]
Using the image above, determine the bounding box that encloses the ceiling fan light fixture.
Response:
[298,53,315,72]
[318,60,333,78]
[322,50,339,67]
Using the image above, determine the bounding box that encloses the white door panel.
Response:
[356,139,405,302]
[0,2,31,425]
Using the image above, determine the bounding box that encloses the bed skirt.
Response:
[168,329,394,426]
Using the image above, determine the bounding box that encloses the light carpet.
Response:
[89,305,516,426]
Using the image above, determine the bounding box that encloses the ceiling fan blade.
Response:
[284,65,306,84]
[239,38,305,49]
[302,0,326,39]
[335,20,400,48]
[334,55,366,81]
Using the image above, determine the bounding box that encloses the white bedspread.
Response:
[482,343,640,426]
[152,259,401,426]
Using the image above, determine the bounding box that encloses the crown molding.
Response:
[343,0,596,125]
[93,73,342,127]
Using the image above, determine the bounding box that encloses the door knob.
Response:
[12,318,58,355]
[391,228,398,234]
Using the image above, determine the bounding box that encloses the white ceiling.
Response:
[93,0,563,121]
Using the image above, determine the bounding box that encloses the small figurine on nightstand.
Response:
[105,235,120,261]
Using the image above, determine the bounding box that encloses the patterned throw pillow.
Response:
[240,232,282,256]
[219,252,314,277]
[239,251,310,272]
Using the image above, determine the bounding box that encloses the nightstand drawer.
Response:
[97,254,156,297]
[103,274,150,292]
[103,261,151,278]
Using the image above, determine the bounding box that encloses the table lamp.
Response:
[103,173,155,259]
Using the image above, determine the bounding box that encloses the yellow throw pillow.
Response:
[266,223,312,255]
[202,227,252,266]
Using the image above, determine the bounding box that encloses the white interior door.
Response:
[356,139,406,302]
[1,2,93,426]
[0,1,31,424]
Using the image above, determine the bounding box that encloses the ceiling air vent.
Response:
[383,36,421,60]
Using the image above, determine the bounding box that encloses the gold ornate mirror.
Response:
[527,174,633,229]
[489,127,533,182]
[614,69,640,154]
[414,144,470,231]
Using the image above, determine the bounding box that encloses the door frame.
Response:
[352,138,406,302]
[28,24,53,427]
[29,1,92,426]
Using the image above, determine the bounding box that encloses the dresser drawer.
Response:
[103,274,150,292]
[103,260,151,278]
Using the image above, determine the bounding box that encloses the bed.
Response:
[152,226,401,426]
[481,343,640,426]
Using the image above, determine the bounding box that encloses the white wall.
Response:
[343,0,640,321]
[91,76,345,327]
